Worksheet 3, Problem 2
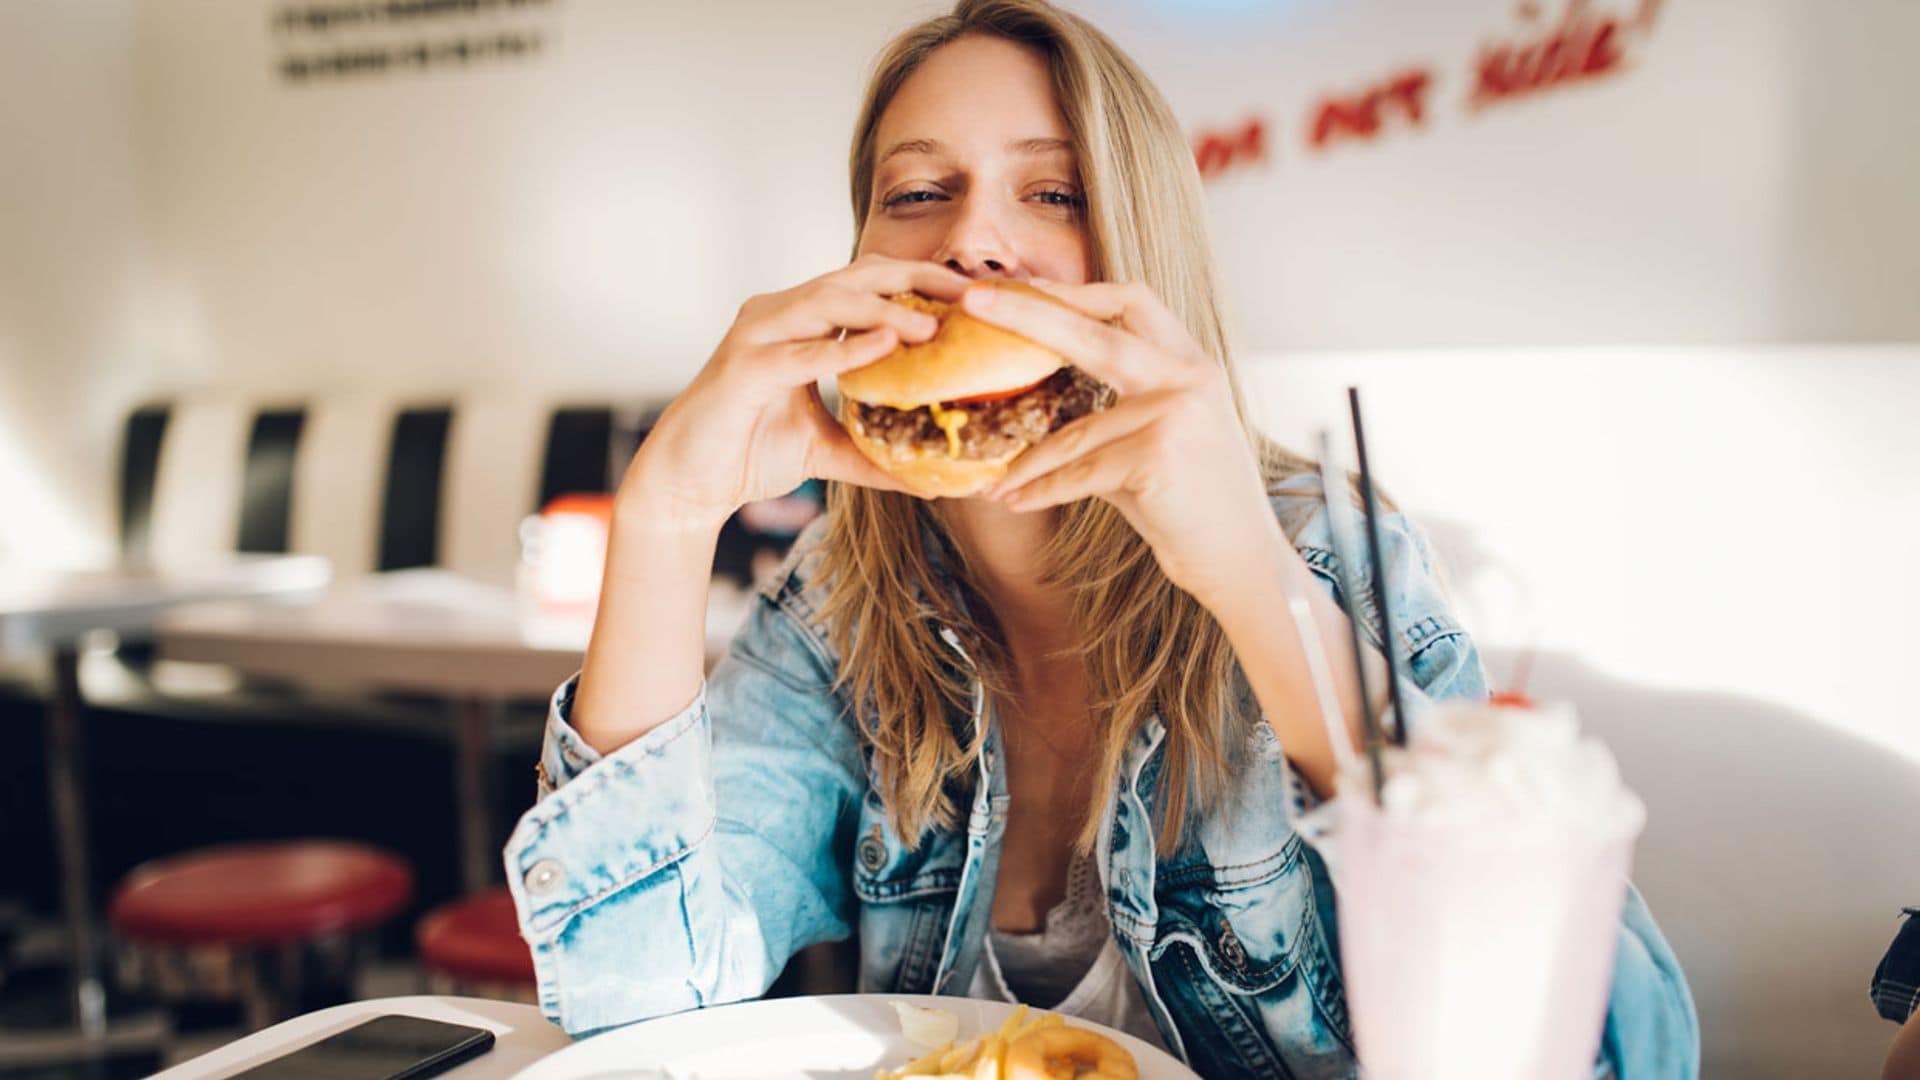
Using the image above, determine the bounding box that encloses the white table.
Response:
[150,995,571,1079]
[0,556,331,1039]
[0,557,331,654]
[154,570,591,896]
[155,569,755,894]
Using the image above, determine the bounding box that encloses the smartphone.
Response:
[228,1015,496,1080]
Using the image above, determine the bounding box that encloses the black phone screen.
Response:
[228,1015,496,1080]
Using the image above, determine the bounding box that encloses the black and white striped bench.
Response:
[117,393,652,584]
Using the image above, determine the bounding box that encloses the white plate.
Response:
[513,994,1197,1079]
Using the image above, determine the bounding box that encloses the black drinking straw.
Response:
[1315,431,1386,802]
[1349,387,1410,747]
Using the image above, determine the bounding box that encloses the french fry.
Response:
[1009,1010,1064,1044]
[935,1037,978,1072]
[969,1035,1004,1080]
[882,1040,956,1080]
[890,1005,1135,1080]
[994,1005,1029,1042]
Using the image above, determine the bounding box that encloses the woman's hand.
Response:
[964,280,1285,606]
[621,255,971,534]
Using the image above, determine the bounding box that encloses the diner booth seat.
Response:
[108,841,414,1030]
[119,391,645,584]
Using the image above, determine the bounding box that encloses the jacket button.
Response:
[1219,923,1248,969]
[858,828,888,874]
[524,858,565,898]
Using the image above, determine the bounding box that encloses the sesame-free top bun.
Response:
[836,279,1071,408]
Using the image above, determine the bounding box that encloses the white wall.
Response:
[0,1,162,567]
[130,0,929,397]
[1098,0,1920,349]
[1252,345,1919,767]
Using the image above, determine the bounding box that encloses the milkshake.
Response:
[1305,701,1645,1080]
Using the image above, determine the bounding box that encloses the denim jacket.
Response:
[504,475,1700,1078]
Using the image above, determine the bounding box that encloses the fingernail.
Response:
[964,286,996,310]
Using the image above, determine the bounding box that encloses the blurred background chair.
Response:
[414,887,535,1001]
[109,841,413,1031]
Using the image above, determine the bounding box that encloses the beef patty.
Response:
[849,367,1115,460]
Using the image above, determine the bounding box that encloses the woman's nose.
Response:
[934,197,1017,280]
[947,256,1006,276]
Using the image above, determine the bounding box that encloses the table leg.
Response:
[45,645,105,1037]
[454,698,498,895]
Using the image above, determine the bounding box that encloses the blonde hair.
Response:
[819,0,1315,851]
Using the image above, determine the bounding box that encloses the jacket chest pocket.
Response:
[852,794,961,994]
[850,793,964,903]
[1157,831,1314,993]
[1164,730,1323,983]
[1153,834,1355,1069]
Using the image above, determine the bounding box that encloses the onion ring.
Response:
[1003,1026,1138,1080]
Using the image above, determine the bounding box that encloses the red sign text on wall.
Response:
[1188,0,1662,181]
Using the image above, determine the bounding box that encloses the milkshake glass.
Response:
[1306,702,1644,1080]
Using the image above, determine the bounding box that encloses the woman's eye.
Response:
[883,190,943,208]
[1032,189,1086,210]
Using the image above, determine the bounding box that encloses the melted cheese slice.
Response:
[926,402,968,458]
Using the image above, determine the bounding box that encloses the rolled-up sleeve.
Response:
[1269,485,1488,821]
[534,673,612,798]
[503,591,864,1036]
[1598,884,1702,1079]
[1278,483,1491,724]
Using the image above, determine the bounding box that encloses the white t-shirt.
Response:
[968,852,1168,1051]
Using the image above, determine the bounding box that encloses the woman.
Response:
[505,2,1699,1076]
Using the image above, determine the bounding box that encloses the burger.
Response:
[837,279,1116,498]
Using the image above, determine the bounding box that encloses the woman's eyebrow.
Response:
[878,138,944,166]
[877,136,1076,166]
[1008,137,1073,157]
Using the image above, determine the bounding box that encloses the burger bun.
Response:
[836,280,1071,409]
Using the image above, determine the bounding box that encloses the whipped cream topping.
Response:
[1350,701,1646,840]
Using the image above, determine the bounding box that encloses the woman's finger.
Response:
[744,257,967,346]
[809,436,913,492]
[983,392,1170,497]
[744,284,936,348]
[995,426,1163,512]
[1022,279,1198,359]
[788,325,903,382]
[803,387,912,492]
[959,284,1177,396]
[834,255,973,304]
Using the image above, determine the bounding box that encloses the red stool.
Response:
[109,841,413,1029]
[416,887,535,1001]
